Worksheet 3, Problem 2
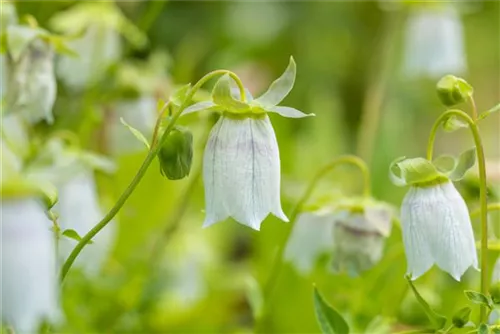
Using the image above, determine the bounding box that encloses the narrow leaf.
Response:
[449,148,476,181]
[464,290,493,309]
[478,103,500,121]
[313,286,349,334]
[405,276,447,330]
[256,56,296,107]
[120,117,150,149]
[212,75,249,111]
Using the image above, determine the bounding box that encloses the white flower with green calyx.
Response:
[390,149,479,281]
[184,57,314,230]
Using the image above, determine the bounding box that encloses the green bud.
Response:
[490,282,500,305]
[436,75,473,107]
[157,126,193,180]
[452,306,471,328]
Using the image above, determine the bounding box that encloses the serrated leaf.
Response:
[256,56,296,107]
[433,155,457,174]
[452,306,471,328]
[442,115,468,132]
[478,323,489,334]
[120,117,150,149]
[478,103,500,121]
[313,286,349,334]
[406,276,447,330]
[449,148,476,181]
[464,290,493,309]
[212,75,249,112]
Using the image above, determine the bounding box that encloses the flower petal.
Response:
[183,101,216,116]
[401,186,435,280]
[255,56,296,107]
[202,117,230,227]
[202,115,287,230]
[430,182,478,281]
[266,106,314,118]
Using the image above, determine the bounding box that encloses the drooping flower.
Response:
[184,57,314,230]
[391,156,478,280]
[403,4,466,78]
[285,197,394,276]
[1,197,60,332]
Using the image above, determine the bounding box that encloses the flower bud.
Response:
[436,75,473,107]
[452,306,471,328]
[158,126,193,180]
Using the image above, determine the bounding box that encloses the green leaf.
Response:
[452,306,471,328]
[212,75,249,112]
[313,286,349,334]
[120,117,151,149]
[256,56,296,107]
[442,115,468,132]
[478,103,500,121]
[464,290,493,309]
[62,229,83,242]
[390,157,445,187]
[405,276,447,330]
[489,282,500,304]
[449,148,476,181]
[478,323,489,334]
[433,155,457,174]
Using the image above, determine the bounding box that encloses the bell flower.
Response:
[183,57,313,230]
[391,156,478,281]
[403,4,466,78]
[1,197,60,332]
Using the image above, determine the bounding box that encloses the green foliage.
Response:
[313,286,349,334]
[449,148,476,181]
[120,117,151,149]
[62,229,93,244]
[451,306,471,328]
[464,291,493,310]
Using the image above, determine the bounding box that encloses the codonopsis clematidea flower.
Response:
[183,57,314,230]
[285,197,394,276]
[390,156,478,281]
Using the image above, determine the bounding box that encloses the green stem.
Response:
[426,108,489,322]
[60,70,246,282]
[256,155,370,331]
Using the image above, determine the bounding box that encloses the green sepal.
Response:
[170,83,191,107]
[478,103,500,121]
[436,75,473,107]
[212,75,250,113]
[389,157,447,187]
[405,275,447,330]
[157,126,193,180]
[313,285,350,334]
[433,155,457,174]
[451,306,471,328]
[442,114,468,132]
[255,56,296,107]
[449,148,476,181]
[120,117,151,149]
[464,290,493,309]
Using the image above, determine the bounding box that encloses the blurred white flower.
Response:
[55,169,116,276]
[56,25,121,90]
[403,6,466,78]
[185,57,313,230]
[493,256,500,283]
[6,27,56,124]
[284,210,335,274]
[1,198,60,332]
[401,180,478,281]
[109,97,157,155]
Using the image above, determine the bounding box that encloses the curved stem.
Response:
[256,155,370,331]
[426,108,489,322]
[60,70,247,282]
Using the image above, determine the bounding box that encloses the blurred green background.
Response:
[3,1,500,333]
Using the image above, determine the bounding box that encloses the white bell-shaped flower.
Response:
[184,57,313,230]
[401,180,478,280]
[403,5,466,78]
[1,198,60,332]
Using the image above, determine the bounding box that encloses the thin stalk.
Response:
[60,70,246,282]
[426,108,489,322]
[256,155,370,331]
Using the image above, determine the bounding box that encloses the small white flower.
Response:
[401,180,478,281]
[1,198,60,332]
[403,5,466,78]
[185,57,313,230]
[55,169,116,276]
